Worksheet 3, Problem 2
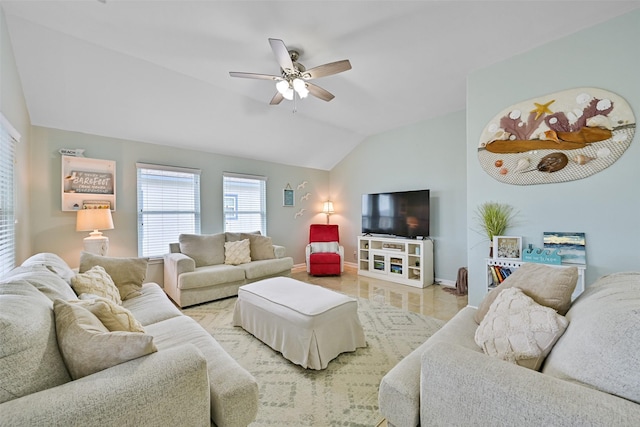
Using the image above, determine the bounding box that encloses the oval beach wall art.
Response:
[478,87,635,185]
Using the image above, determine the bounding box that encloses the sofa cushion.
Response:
[2,264,78,301]
[542,272,640,404]
[145,315,258,427]
[71,265,122,305]
[225,230,261,242]
[177,264,246,290]
[75,295,145,332]
[0,281,71,404]
[475,263,577,323]
[79,252,149,300]
[122,283,183,326]
[20,252,76,284]
[248,234,275,260]
[240,257,294,280]
[53,299,157,379]
[475,287,568,370]
[225,239,251,265]
[179,233,225,267]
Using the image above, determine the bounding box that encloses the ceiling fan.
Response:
[229,38,352,105]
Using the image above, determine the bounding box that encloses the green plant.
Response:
[475,202,515,242]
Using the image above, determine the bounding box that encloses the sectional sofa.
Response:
[0,252,258,427]
[379,263,640,426]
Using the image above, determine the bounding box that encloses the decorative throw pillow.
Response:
[542,272,640,404]
[179,233,225,267]
[71,265,122,305]
[79,252,148,301]
[248,234,275,260]
[226,230,261,242]
[75,295,144,332]
[53,299,157,380]
[474,263,578,324]
[475,287,569,370]
[224,239,251,265]
[310,241,340,253]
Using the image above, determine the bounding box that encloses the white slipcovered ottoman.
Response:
[233,277,366,370]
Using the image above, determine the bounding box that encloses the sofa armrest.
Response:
[420,341,640,426]
[163,252,196,303]
[1,344,210,427]
[273,244,286,259]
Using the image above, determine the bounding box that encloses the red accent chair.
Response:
[306,224,344,276]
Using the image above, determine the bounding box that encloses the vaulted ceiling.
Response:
[3,1,639,170]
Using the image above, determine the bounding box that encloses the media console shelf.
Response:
[357,236,433,288]
[486,258,586,301]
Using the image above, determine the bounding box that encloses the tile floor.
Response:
[291,265,468,322]
[291,265,468,427]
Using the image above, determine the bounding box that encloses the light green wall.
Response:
[28,126,329,269]
[0,6,31,264]
[466,10,640,306]
[331,110,467,283]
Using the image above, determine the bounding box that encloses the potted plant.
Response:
[475,202,516,257]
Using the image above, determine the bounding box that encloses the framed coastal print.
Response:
[283,186,294,207]
[493,236,522,260]
[543,232,586,264]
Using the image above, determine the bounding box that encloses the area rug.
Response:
[183,296,444,426]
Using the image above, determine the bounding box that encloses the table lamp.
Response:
[322,201,335,224]
[76,208,114,256]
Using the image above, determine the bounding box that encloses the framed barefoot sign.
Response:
[62,155,116,211]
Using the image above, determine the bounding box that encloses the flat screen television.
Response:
[361,189,430,238]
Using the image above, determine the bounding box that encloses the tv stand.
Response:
[357,235,434,288]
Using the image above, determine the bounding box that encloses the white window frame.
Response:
[0,113,20,277]
[223,172,267,235]
[136,163,201,258]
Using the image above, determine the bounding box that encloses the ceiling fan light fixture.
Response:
[292,78,305,91]
[282,87,294,100]
[297,87,309,99]
[276,80,290,95]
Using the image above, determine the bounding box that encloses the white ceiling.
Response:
[3,1,640,170]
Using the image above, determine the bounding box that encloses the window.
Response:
[0,114,19,277]
[136,163,201,257]
[223,173,267,234]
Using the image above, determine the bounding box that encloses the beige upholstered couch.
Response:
[164,232,293,307]
[0,253,258,427]
[379,264,640,426]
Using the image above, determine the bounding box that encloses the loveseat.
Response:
[164,232,294,307]
[0,252,258,427]
[379,263,640,426]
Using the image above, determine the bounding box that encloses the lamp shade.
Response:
[322,201,335,215]
[76,208,114,233]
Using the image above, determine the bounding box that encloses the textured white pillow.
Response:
[75,295,145,332]
[71,266,122,305]
[224,239,251,265]
[310,241,339,253]
[475,287,568,370]
[53,299,157,379]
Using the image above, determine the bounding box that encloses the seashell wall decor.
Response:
[478,87,635,185]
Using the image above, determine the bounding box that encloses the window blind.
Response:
[136,163,201,257]
[0,114,19,277]
[223,172,267,235]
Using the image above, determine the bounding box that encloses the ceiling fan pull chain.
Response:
[293,90,297,114]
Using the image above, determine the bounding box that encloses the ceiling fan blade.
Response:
[229,71,281,81]
[304,60,352,80]
[270,92,284,105]
[306,82,335,102]
[268,38,294,73]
